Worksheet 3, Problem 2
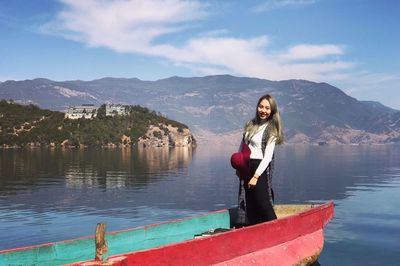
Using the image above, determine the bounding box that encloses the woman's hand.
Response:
[247,175,259,188]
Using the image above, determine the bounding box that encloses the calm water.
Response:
[0,145,399,265]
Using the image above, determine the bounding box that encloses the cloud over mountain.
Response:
[40,0,353,83]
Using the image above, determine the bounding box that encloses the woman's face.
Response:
[257,99,271,121]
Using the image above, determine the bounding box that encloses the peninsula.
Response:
[0,101,196,148]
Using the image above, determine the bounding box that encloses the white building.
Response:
[65,104,97,119]
[106,104,127,116]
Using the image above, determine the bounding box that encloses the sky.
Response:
[0,0,399,109]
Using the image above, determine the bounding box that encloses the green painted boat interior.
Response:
[0,210,231,266]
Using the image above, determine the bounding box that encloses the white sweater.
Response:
[246,124,276,177]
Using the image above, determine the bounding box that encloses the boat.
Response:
[0,202,334,266]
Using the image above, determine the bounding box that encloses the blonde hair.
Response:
[244,94,284,144]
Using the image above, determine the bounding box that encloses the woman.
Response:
[238,94,284,225]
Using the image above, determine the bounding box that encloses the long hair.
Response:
[244,94,284,144]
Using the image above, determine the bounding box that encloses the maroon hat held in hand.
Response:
[230,143,251,179]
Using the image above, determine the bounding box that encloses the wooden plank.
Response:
[95,223,108,262]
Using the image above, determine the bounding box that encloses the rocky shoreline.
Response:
[137,124,196,148]
[1,123,196,149]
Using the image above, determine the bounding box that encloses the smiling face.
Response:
[257,98,271,121]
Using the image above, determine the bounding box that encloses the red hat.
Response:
[230,143,251,179]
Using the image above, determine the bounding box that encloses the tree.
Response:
[97,104,106,119]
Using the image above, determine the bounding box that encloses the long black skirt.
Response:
[244,159,277,225]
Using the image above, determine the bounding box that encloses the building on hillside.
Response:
[65,104,97,119]
[106,104,128,116]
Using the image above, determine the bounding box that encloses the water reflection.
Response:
[63,147,194,190]
[0,147,196,249]
[0,147,195,193]
[273,144,400,203]
[320,172,400,265]
[137,146,194,173]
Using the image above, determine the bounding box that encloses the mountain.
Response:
[361,101,398,114]
[1,75,399,144]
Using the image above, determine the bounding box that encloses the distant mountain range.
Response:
[1,75,399,144]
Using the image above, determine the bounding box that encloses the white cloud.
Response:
[252,0,317,12]
[340,72,400,94]
[41,0,208,52]
[281,44,344,61]
[335,72,400,109]
[40,0,374,84]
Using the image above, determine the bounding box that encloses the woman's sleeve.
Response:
[254,137,276,177]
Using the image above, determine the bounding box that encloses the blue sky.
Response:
[1,0,399,109]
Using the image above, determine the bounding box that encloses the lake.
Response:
[0,144,399,265]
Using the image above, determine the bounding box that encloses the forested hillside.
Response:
[0,101,191,147]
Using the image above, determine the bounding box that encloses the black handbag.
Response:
[235,179,247,227]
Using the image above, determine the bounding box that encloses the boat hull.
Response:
[0,202,334,266]
[74,202,334,266]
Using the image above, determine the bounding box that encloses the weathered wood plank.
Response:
[95,223,108,262]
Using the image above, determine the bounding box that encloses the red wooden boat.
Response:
[0,202,334,266]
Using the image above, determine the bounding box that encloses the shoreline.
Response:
[1,142,398,149]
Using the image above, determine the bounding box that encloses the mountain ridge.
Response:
[1,75,399,144]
